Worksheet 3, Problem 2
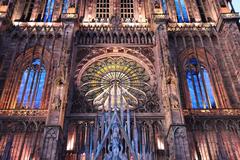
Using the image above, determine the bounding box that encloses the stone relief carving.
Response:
[153,0,160,8]
[144,90,161,112]
[104,121,128,160]
[110,15,121,28]
[52,95,62,111]
[174,127,186,139]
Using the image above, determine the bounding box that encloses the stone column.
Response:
[216,14,240,106]
[40,23,74,160]
[154,21,191,159]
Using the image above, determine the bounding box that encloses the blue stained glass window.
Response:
[17,59,46,109]
[44,0,55,22]
[180,0,189,22]
[174,0,189,22]
[186,71,197,108]
[186,58,216,109]
[161,0,167,13]
[193,74,203,107]
[62,0,69,14]
[203,69,216,108]
[198,71,208,108]
[174,0,183,22]
[17,70,28,104]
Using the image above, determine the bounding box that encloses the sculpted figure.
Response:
[52,95,61,110]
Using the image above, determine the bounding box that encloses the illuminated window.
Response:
[174,0,189,22]
[186,58,216,109]
[96,0,110,19]
[62,0,68,14]
[43,0,55,22]
[161,0,167,13]
[17,59,46,109]
[120,0,134,19]
[80,57,150,111]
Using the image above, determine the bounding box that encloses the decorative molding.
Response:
[167,22,216,32]
[0,109,48,118]
[216,13,240,31]
[183,108,240,117]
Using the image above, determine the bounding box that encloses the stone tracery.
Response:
[0,0,239,159]
[80,57,151,111]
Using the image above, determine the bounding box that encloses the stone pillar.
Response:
[155,21,191,159]
[40,126,63,160]
[40,23,74,160]
[216,13,240,106]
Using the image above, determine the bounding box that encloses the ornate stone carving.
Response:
[52,95,62,111]
[144,90,161,112]
[0,109,48,118]
[104,120,128,160]
[110,15,121,28]
[183,108,240,117]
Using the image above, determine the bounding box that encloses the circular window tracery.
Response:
[80,57,151,111]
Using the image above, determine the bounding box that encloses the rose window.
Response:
[80,57,151,111]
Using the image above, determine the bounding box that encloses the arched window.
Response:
[43,0,55,22]
[174,0,189,22]
[17,59,46,109]
[186,58,216,109]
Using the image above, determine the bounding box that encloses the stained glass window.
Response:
[43,0,55,22]
[62,0,68,14]
[17,59,46,109]
[186,58,216,109]
[80,57,150,111]
[161,0,167,13]
[174,0,189,22]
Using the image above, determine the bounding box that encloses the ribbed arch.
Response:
[185,57,216,109]
[178,48,229,109]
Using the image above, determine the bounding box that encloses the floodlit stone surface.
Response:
[0,0,239,159]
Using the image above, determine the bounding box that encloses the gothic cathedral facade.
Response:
[0,0,239,159]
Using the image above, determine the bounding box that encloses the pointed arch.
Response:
[0,46,51,109]
[178,48,229,109]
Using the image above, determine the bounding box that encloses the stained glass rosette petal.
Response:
[80,57,151,111]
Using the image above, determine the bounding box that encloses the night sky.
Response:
[233,0,240,13]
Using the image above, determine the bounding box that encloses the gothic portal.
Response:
[0,0,240,160]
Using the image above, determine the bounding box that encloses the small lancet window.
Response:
[174,0,189,22]
[196,0,207,22]
[43,0,55,22]
[62,0,69,14]
[161,0,167,14]
[17,59,46,109]
[186,58,216,109]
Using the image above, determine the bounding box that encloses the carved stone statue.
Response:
[154,0,160,8]
[52,95,62,110]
